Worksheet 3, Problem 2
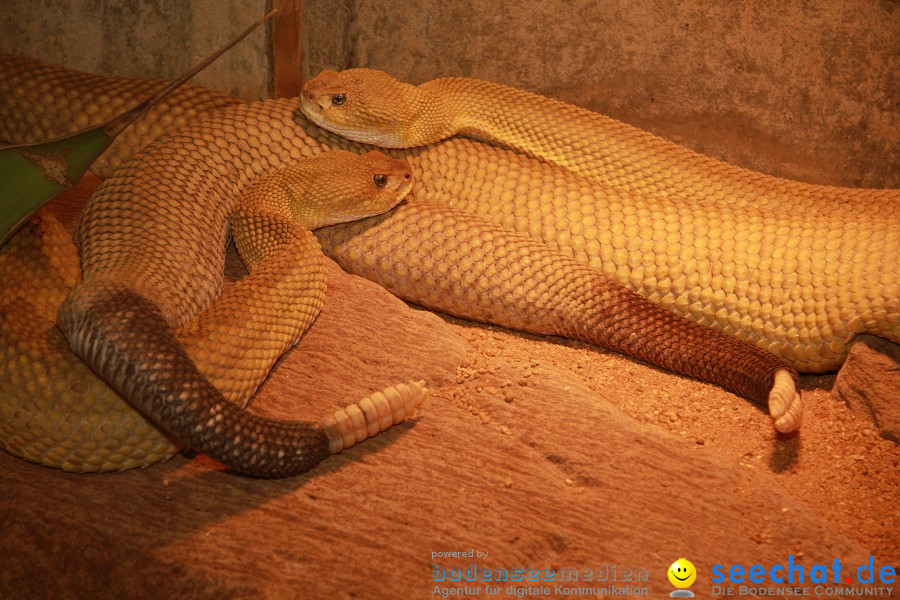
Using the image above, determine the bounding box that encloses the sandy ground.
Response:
[0,176,897,599]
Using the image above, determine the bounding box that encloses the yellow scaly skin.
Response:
[0,55,802,474]
[0,54,242,177]
[300,69,900,372]
[2,143,426,476]
[1,211,181,470]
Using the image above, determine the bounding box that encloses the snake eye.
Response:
[373,174,388,188]
[331,93,346,106]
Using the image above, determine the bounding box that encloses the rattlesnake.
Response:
[300,69,899,373]
[0,55,808,474]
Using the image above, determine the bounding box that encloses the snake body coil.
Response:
[2,67,425,476]
[0,55,823,472]
[301,69,899,372]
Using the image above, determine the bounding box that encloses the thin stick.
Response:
[104,8,280,137]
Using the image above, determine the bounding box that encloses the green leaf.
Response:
[0,7,278,248]
[0,128,111,246]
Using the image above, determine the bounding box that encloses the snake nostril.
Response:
[404,173,411,179]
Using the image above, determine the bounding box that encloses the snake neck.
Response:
[416,76,898,208]
[395,79,457,146]
[416,76,617,163]
[414,76,657,190]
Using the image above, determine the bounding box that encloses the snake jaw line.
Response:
[322,380,427,455]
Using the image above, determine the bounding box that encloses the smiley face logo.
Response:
[668,558,697,588]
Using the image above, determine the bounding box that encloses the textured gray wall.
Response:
[1,0,896,187]
[0,0,271,100]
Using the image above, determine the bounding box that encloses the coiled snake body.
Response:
[5,54,881,473]
[301,69,899,372]
[2,59,427,476]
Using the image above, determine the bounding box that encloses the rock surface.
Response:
[834,334,900,443]
[0,178,897,598]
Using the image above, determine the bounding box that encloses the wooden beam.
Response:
[272,0,302,98]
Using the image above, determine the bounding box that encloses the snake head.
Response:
[289,149,414,229]
[300,69,419,148]
[360,149,414,200]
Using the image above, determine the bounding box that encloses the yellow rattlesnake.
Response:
[299,69,898,208]
[300,69,899,373]
[0,55,816,474]
[2,142,426,476]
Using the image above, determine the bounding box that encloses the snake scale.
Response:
[301,69,899,374]
[1,55,427,476]
[6,52,881,473]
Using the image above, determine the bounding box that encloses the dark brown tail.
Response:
[57,280,331,477]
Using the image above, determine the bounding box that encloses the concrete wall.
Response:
[1,0,896,187]
[0,0,271,100]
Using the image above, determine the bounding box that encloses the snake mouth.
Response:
[299,93,337,133]
[395,176,415,204]
[299,93,407,148]
[299,94,322,120]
